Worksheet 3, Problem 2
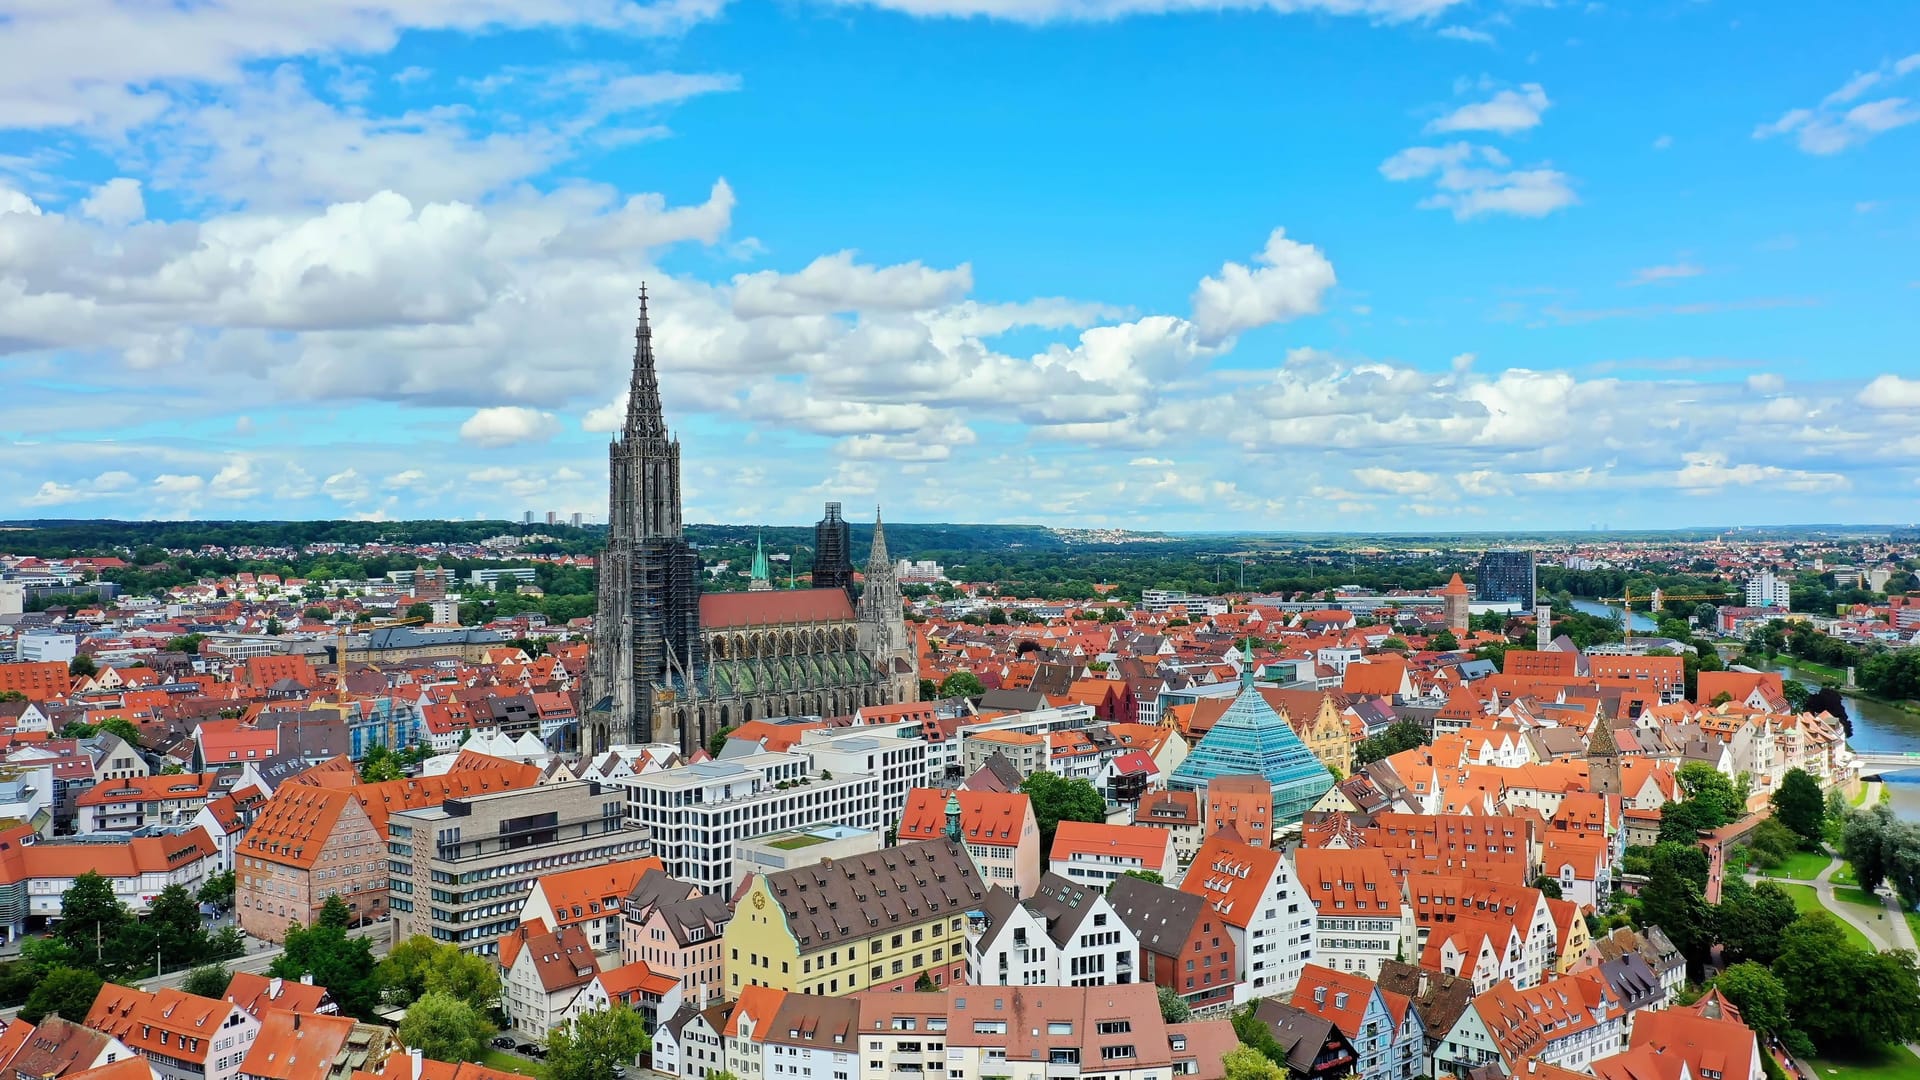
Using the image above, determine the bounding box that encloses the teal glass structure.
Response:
[1167,646,1334,825]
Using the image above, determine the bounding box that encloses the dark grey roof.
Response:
[1598,950,1663,1013]
[1376,959,1475,1039]
[977,688,1048,713]
[366,626,504,649]
[1106,874,1206,958]
[1251,999,1355,1076]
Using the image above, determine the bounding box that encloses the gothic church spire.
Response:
[867,505,890,571]
[626,284,668,440]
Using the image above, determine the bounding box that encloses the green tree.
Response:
[318,894,353,930]
[376,936,501,1010]
[1121,870,1165,886]
[1714,879,1798,967]
[147,883,210,971]
[1354,720,1430,765]
[1770,768,1825,849]
[165,634,207,654]
[397,992,494,1063]
[68,655,97,678]
[182,964,232,999]
[1843,806,1892,892]
[1713,962,1791,1039]
[1157,985,1192,1024]
[405,603,435,622]
[359,745,404,782]
[1428,629,1459,651]
[545,1004,651,1080]
[199,870,236,909]
[304,606,331,621]
[20,966,103,1024]
[271,911,377,1018]
[97,717,143,747]
[1677,761,1745,825]
[1529,875,1564,901]
[1637,844,1710,974]
[0,690,24,703]
[1773,912,1920,1051]
[938,671,985,698]
[57,871,131,958]
[1223,1045,1286,1080]
[707,726,737,757]
[1019,773,1106,854]
[918,678,938,701]
[1378,637,1410,652]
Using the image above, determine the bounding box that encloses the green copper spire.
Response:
[1241,638,1256,690]
[749,532,772,590]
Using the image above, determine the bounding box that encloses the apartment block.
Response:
[389,780,649,954]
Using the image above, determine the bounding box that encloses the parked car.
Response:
[490,1037,515,1050]
[515,1043,544,1058]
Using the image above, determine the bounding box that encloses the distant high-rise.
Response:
[1746,570,1791,610]
[570,512,583,528]
[523,511,534,525]
[812,502,855,598]
[1475,549,1537,608]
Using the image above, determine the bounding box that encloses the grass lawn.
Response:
[1834,884,1884,909]
[1832,864,1858,886]
[481,1050,549,1079]
[1807,1044,1920,1080]
[1776,884,1877,951]
[1762,850,1833,880]
[1850,783,1874,807]
[768,834,826,850]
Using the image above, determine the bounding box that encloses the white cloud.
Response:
[322,468,373,503]
[815,0,1463,24]
[1190,228,1337,344]
[1381,142,1576,219]
[1427,84,1549,134]
[23,470,137,506]
[1652,134,1673,150]
[1625,262,1703,287]
[1437,26,1494,44]
[1675,453,1849,494]
[461,406,560,447]
[0,0,725,133]
[78,178,145,226]
[1859,374,1920,410]
[732,251,972,317]
[1352,467,1440,495]
[1755,54,1920,154]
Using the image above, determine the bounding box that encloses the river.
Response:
[1761,661,1920,822]
[1569,599,1658,632]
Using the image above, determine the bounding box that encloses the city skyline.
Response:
[1,3,1916,530]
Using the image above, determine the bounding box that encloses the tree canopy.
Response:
[397,992,494,1064]
[1770,768,1825,849]
[545,1004,651,1080]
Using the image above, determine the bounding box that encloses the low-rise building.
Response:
[1106,875,1238,1011]
[77,774,222,833]
[498,920,599,1041]
[725,838,986,996]
[1293,847,1416,980]
[896,789,1041,899]
[1181,829,1316,1003]
[623,869,732,1011]
[87,986,260,1080]
[967,873,1139,988]
[516,856,664,955]
[1047,821,1177,888]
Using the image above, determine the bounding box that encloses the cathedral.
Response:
[582,289,917,759]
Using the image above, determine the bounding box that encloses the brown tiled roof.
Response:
[240,786,357,870]
[2,1016,118,1080]
[498,920,598,994]
[756,838,986,956]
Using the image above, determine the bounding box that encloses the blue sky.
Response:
[0,0,1916,530]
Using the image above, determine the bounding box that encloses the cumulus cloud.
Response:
[1754,53,1920,154]
[24,470,137,506]
[1675,453,1850,494]
[461,406,561,447]
[1427,84,1549,134]
[1351,467,1440,496]
[1381,142,1576,219]
[78,178,145,226]
[1860,374,1920,409]
[732,252,972,317]
[1190,228,1337,345]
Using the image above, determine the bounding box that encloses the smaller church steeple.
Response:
[945,791,964,842]
[867,505,890,570]
[1240,638,1257,691]
[749,532,772,591]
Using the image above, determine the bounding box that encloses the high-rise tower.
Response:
[584,287,704,758]
[811,502,855,598]
[857,507,915,702]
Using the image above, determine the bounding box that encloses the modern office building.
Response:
[613,753,886,893]
[388,780,650,954]
[1475,549,1537,608]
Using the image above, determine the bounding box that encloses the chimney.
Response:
[1535,604,1552,652]
[409,1048,424,1080]
[269,976,284,999]
[299,973,313,986]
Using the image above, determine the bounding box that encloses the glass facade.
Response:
[1167,680,1333,826]
[1475,549,1537,607]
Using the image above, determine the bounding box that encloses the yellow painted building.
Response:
[723,838,986,996]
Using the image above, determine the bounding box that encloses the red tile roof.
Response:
[698,590,854,629]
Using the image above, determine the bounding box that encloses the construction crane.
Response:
[1594,587,1740,640]
[333,615,427,693]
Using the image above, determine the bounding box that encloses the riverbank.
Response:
[1746,652,1920,719]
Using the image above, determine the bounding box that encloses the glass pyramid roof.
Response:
[1168,654,1334,825]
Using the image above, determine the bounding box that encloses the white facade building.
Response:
[1746,570,1792,610]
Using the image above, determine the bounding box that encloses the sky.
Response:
[0,1,1916,532]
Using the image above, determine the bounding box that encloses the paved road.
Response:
[0,922,389,1021]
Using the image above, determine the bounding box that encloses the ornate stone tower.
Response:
[811,502,855,599]
[1586,713,1621,796]
[584,287,704,758]
[857,507,916,704]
